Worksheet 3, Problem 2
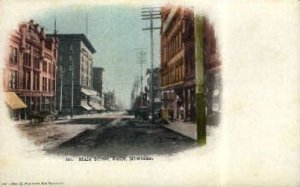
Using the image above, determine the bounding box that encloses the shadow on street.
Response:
[48,119,198,157]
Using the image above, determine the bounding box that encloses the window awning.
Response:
[89,101,105,111]
[4,92,27,109]
[81,88,97,96]
[80,100,93,110]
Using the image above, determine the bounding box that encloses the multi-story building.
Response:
[2,20,59,119]
[104,90,116,111]
[47,34,100,114]
[160,6,196,121]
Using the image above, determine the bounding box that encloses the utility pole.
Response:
[69,45,74,118]
[59,59,63,113]
[137,50,147,106]
[141,7,161,121]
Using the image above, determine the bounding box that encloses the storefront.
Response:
[4,92,27,120]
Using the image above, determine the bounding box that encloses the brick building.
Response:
[2,20,59,119]
[47,34,101,114]
[160,6,196,121]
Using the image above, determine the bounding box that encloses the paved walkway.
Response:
[162,120,197,140]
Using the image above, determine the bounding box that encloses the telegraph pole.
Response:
[141,7,161,121]
[69,45,74,118]
[137,50,147,106]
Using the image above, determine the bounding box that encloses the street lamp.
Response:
[69,44,74,118]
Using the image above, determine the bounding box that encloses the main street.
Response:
[17,112,197,157]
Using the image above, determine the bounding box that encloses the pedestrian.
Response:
[180,106,184,120]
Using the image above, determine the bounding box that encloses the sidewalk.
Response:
[162,120,197,140]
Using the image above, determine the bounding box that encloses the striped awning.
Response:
[4,92,27,109]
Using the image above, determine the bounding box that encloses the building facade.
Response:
[47,34,100,114]
[2,20,59,119]
[92,67,104,106]
[92,67,104,96]
[160,6,196,121]
[104,90,116,111]
[203,17,221,126]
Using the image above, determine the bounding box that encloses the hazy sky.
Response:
[34,5,161,109]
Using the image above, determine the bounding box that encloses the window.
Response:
[179,31,182,50]
[23,71,31,90]
[52,80,55,92]
[42,77,47,91]
[23,53,31,67]
[48,79,50,92]
[81,75,84,85]
[33,71,40,90]
[8,70,17,89]
[53,65,56,77]
[43,61,47,72]
[48,63,51,74]
[9,47,18,64]
[33,57,40,69]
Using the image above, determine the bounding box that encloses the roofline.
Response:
[46,34,96,53]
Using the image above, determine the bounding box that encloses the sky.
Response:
[34,5,161,109]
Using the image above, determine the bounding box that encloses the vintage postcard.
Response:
[0,0,299,186]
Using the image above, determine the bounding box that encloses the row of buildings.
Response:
[160,6,221,125]
[2,20,116,120]
[130,6,221,126]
